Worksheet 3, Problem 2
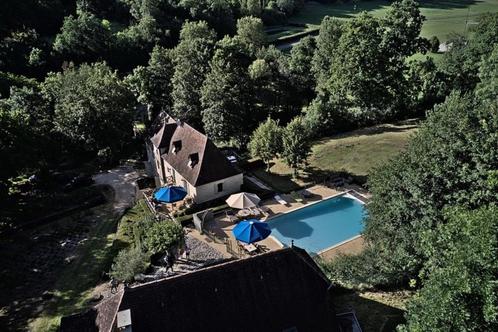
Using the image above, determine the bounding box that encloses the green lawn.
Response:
[253,120,419,192]
[288,0,498,41]
[333,289,413,331]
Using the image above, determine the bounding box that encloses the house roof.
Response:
[150,115,241,186]
[59,247,338,332]
[60,290,123,332]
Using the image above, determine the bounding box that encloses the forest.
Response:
[1,0,498,331]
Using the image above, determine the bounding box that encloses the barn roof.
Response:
[60,247,338,332]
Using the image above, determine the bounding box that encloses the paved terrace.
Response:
[188,184,369,260]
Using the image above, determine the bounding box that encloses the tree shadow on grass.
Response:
[315,120,420,144]
[298,166,368,187]
[332,287,407,332]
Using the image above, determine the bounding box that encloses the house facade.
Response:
[146,115,243,204]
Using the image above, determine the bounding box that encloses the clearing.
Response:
[252,120,419,193]
[275,0,498,47]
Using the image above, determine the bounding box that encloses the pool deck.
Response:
[196,184,369,260]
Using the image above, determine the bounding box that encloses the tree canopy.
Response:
[43,62,135,156]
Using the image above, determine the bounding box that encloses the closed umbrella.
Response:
[226,192,261,209]
[233,219,271,244]
[154,186,187,203]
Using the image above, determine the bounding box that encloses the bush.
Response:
[110,247,149,282]
[143,221,184,255]
[429,35,440,53]
[319,247,398,289]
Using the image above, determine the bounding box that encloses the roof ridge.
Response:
[127,248,295,291]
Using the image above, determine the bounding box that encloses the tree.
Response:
[43,62,135,157]
[126,45,174,117]
[475,45,498,101]
[250,46,302,123]
[240,0,263,16]
[53,10,113,63]
[171,21,216,127]
[399,207,498,332]
[143,221,184,255]
[288,36,316,102]
[312,17,344,90]
[0,85,53,178]
[249,118,283,171]
[440,13,498,93]
[179,0,237,36]
[363,92,498,285]
[236,16,266,54]
[406,57,450,111]
[281,116,311,177]
[110,247,149,283]
[201,36,255,145]
[429,36,440,53]
[380,0,425,59]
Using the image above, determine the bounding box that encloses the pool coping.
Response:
[266,190,366,255]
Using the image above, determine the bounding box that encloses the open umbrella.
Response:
[226,192,261,209]
[233,219,271,244]
[154,186,187,203]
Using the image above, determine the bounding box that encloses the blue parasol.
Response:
[233,219,271,244]
[154,186,187,203]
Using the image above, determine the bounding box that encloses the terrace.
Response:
[187,183,369,260]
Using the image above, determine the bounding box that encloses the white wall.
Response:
[194,173,243,204]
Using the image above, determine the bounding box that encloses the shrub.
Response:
[319,247,397,289]
[143,221,184,255]
[429,35,440,53]
[110,247,149,282]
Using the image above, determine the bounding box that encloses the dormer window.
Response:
[188,153,199,168]
[172,140,182,154]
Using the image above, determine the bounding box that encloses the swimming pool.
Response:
[268,194,366,255]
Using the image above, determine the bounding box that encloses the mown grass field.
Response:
[287,0,498,41]
[253,120,419,193]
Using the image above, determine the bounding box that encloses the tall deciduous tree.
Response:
[43,62,135,156]
[399,206,498,332]
[53,10,113,63]
[281,116,311,177]
[364,91,498,284]
[288,35,316,102]
[171,21,216,127]
[201,36,254,146]
[126,45,174,118]
[475,44,498,101]
[236,16,266,54]
[249,118,283,171]
[312,17,343,91]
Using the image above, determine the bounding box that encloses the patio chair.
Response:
[259,206,273,216]
[225,210,238,223]
[301,189,313,198]
[274,194,289,206]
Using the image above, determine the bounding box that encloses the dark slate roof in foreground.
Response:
[150,115,241,186]
[60,247,338,332]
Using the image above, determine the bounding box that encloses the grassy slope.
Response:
[310,121,418,177]
[28,201,151,331]
[289,0,498,41]
[253,120,419,193]
[334,289,414,331]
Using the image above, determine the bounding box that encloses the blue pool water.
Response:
[268,195,366,254]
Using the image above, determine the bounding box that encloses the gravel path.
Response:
[93,165,142,216]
